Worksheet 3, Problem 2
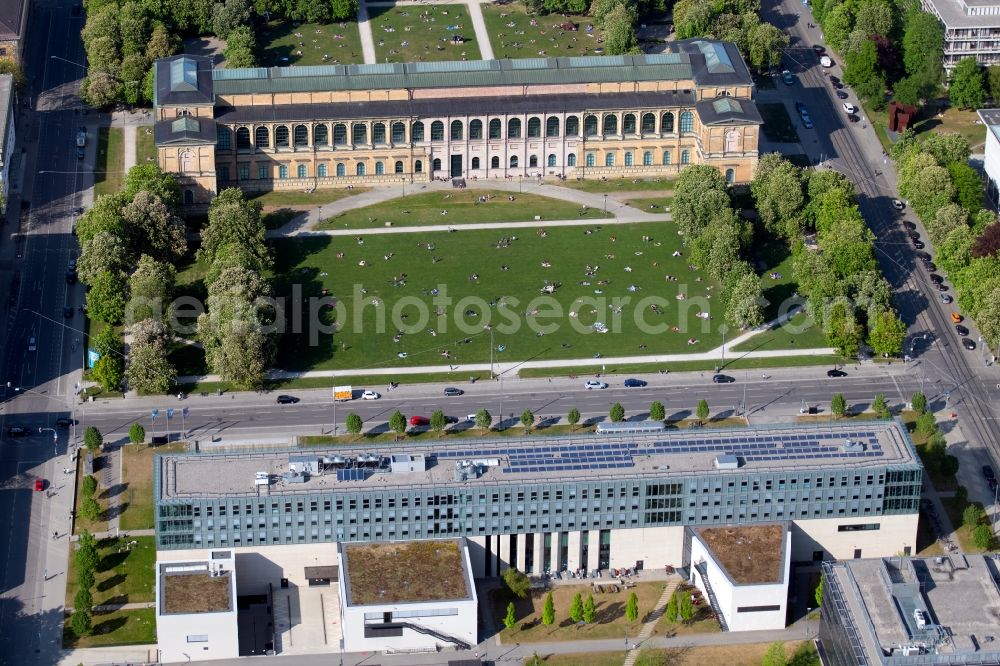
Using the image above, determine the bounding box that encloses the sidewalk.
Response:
[357,0,377,64]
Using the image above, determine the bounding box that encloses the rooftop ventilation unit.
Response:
[841,440,865,453]
[282,470,307,484]
[714,454,739,470]
[454,460,482,481]
[254,472,270,486]
[391,453,426,474]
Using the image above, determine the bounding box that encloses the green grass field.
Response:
[94,127,124,198]
[318,190,610,230]
[272,222,728,372]
[66,536,157,609]
[551,177,675,193]
[369,5,481,63]
[249,188,368,207]
[625,196,672,212]
[481,3,604,59]
[63,608,156,648]
[258,20,365,66]
[135,127,156,165]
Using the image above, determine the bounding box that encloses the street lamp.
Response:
[39,427,58,456]
[603,193,608,212]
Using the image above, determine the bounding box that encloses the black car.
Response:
[444,415,460,424]
[66,270,77,284]
[63,306,74,318]
[443,387,464,397]
[908,231,920,241]
[956,325,969,336]
[795,100,807,113]
[835,90,849,99]
[7,426,29,437]
[915,251,932,261]
[912,240,925,250]
[55,417,76,427]
[276,395,299,404]
[903,221,916,231]
[712,374,735,384]
[813,45,826,55]
[76,147,85,160]
[923,261,937,272]
[623,378,647,388]
[827,369,847,377]
[962,338,977,350]
[929,273,944,284]
[847,114,859,123]
[936,283,949,292]
[983,465,996,482]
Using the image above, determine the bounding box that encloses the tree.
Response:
[428,409,446,433]
[949,57,986,109]
[122,191,187,262]
[867,310,907,357]
[911,392,928,413]
[751,154,805,237]
[212,0,250,38]
[824,299,863,359]
[224,25,257,68]
[74,587,93,614]
[948,162,983,216]
[82,475,98,497]
[81,71,121,107]
[128,422,145,445]
[78,231,129,284]
[679,590,694,621]
[201,188,270,268]
[855,0,893,37]
[665,591,679,622]
[610,402,625,423]
[845,40,886,106]
[125,342,175,394]
[672,165,729,238]
[77,567,95,594]
[331,0,358,20]
[346,412,363,436]
[84,426,103,453]
[502,567,531,599]
[814,578,824,607]
[70,609,93,636]
[963,503,983,528]
[626,591,639,622]
[542,592,555,625]
[872,394,891,419]
[475,408,492,431]
[123,164,180,207]
[916,410,938,438]
[649,401,665,422]
[504,601,517,629]
[746,22,788,72]
[583,594,596,623]
[570,592,584,622]
[76,193,127,245]
[128,254,176,323]
[604,3,638,55]
[521,408,535,430]
[80,496,101,522]
[762,641,786,666]
[831,393,847,417]
[86,270,129,324]
[823,4,853,52]
[725,273,765,329]
[696,399,710,423]
[389,410,407,436]
[973,524,995,550]
[903,11,944,80]
[567,407,581,430]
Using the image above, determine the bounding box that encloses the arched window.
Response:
[508,118,521,138]
[662,150,671,165]
[547,154,556,167]
[725,129,740,152]
[471,156,480,169]
[294,124,308,146]
[725,168,735,183]
[318,163,328,177]
[643,151,652,166]
[275,126,289,147]
[603,115,618,135]
[567,153,576,166]
[680,111,694,133]
[529,154,538,167]
[352,124,367,145]
[279,164,288,178]
[470,119,483,139]
[356,162,366,176]
[681,149,690,164]
[179,150,194,173]
[527,117,541,138]
[641,113,655,134]
[412,121,425,142]
[623,114,636,134]
[183,189,194,205]
[546,117,560,137]
[375,161,384,175]
[491,155,500,168]
[297,164,307,178]
[605,152,615,167]
[661,112,675,133]
[314,124,328,146]
[218,127,232,149]
[566,116,580,136]
[373,123,386,144]
[585,153,595,167]
[233,127,247,149]
[395,160,404,173]
[255,126,269,147]
[624,151,633,166]
[333,124,347,145]
[510,155,519,168]
[584,115,598,136]
[415,160,423,173]
[431,121,444,141]
[392,122,406,143]
[336,163,346,176]
[432,158,442,171]
[450,120,463,140]
[489,118,502,139]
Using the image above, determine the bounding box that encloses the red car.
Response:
[409,415,430,426]
[34,478,45,492]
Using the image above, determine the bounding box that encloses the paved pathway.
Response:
[624,576,681,666]
[288,214,659,238]
[357,1,377,64]
[122,122,137,172]
[467,0,494,59]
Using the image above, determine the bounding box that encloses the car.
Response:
[984,465,996,482]
[26,336,36,352]
[813,44,826,55]
[7,426,29,437]
[782,70,795,85]
[443,387,464,397]
[68,259,77,271]
[409,415,430,426]
[66,270,77,284]
[795,100,807,113]
[893,199,905,211]
[584,380,608,390]
[912,240,924,250]
[950,312,963,323]
[908,231,920,241]
[835,89,849,99]
[915,251,932,261]
[962,338,977,350]
[829,75,841,86]
[820,55,833,67]
[466,413,478,421]
[940,293,953,304]
[623,378,647,388]
[72,207,84,216]
[712,374,735,383]
[842,102,856,114]
[444,415,460,424]
[847,114,859,123]
[275,395,299,404]
[935,283,949,292]
[903,221,916,230]
[361,390,380,400]
[63,306,74,318]
[956,325,969,336]
[930,274,944,285]
[55,417,76,427]
[827,369,848,378]
[34,478,45,492]
[923,261,937,272]
[76,147,84,160]
[802,116,814,129]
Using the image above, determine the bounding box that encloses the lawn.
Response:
[258,20,365,66]
[481,2,604,59]
[902,412,958,493]
[653,583,721,635]
[317,190,610,230]
[262,208,300,231]
[553,177,675,194]
[249,188,368,207]
[120,443,187,531]
[912,106,986,152]
[730,311,829,353]
[517,354,846,378]
[73,461,108,535]
[66,536,157,608]
[940,496,989,553]
[625,197,672,212]
[540,642,817,666]
[758,103,800,144]
[94,127,124,198]
[369,5,482,63]
[271,222,726,372]
[63,608,156,648]
[495,581,666,642]
[135,126,156,166]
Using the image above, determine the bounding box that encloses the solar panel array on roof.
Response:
[336,468,369,482]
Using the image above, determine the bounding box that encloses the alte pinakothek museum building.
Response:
[151,39,761,205]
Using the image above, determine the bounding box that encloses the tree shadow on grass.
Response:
[96,574,126,594]
[90,613,127,637]
[594,601,625,624]
[99,483,127,500]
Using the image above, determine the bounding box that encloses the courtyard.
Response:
[369,4,482,62]
[481,2,605,59]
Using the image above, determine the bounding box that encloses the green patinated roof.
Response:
[171,116,200,133]
[712,98,743,114]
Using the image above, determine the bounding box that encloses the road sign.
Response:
[151,409,159,419]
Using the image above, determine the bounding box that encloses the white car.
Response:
[892,199,905,211]
[26,336,36,352]
[584,380,608,390]
[361,390,381,400]
[820,55,833,67]
[842,102,856,114]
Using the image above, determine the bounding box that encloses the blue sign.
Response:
[166,408,174,420]
[86,349,100,369]
[182,407,189,418]
[151,409,159,419]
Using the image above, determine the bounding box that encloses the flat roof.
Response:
[341,540,471,605]
[695,524,786,584]
[156,420,919,501]
[922,0,1000,29]
[825,556,1000,662]
[159,565,233,614]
